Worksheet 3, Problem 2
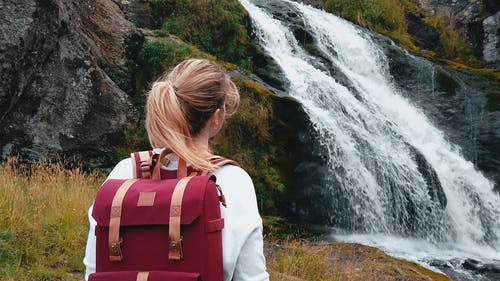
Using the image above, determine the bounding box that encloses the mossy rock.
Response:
[268,241,451,281]
[435,69,460,95]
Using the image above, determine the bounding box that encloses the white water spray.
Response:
[239,0,500,260]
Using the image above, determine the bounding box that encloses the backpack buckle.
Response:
[169,236,183,260]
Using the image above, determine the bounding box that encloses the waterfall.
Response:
[239,0,500,257]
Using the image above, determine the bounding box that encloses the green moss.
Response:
[155,18,183,37]
[422,16,476,64]
[138,39,193,81]
[147,0,252,69]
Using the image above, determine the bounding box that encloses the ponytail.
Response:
[145,59,239,172]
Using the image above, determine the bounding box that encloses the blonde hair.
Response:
[145,59,239,172]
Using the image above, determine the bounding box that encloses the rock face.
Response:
[0,0,145,165]
[416,0,500,68]
[483,12,500,67]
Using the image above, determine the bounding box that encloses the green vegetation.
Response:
[323,0,413,48]
[0,160,451,281]
[0,158,102,280]
[147,0,252,69]
[136,37,219,88]
[321,0,480,66]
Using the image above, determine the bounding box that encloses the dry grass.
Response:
[267,241,451,281]
[0,159,450,281]
[0,158,103,281]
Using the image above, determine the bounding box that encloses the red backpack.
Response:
[89,150,236,281]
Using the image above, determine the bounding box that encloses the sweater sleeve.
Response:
[214,165,270,281]
[83,158,133,281]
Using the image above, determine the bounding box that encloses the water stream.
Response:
[239,0,500,279]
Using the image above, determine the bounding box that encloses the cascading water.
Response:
[239,0,500,277]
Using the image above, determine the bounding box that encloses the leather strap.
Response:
[151,149,168,180]
[138,151,152,179]
[210,156,239,168]
[151,150,188,180]
[168,176,193,260]
[131,151,153,179]
[136,272,149,281]
[109,179,139,261]
[131,152,138,178]
[177,158,187,179]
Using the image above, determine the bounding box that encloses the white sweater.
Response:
[83,158,269,281]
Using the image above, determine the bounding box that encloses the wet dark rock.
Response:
[461,258,500,280]
[247,43,289,92]
[228,68,284,96]
[382,37,500,191]
[411,146,447,208]
[434,69,460,95]
[293,26,315,45]
[271,95,330,222]
[0,0,145,167]
[405,13,443,53]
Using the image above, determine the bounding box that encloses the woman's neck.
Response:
[192,127,210,153]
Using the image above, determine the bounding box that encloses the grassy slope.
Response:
[321,0,500,80]
[0,159,102,280]
[0,160,450,281]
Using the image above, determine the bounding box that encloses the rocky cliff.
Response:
[417,0,500,68]
[0,0,145,166]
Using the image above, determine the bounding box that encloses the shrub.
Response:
[138,40,192,81]
[148,0,252,69]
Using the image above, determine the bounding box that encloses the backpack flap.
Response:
[92,175,217,261]
[93,176,215,226]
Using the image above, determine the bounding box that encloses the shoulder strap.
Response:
[131,151,238,179]
[130,150,154,179]
[210,156,239,168]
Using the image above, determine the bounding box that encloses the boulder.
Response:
[0,0,145,166]
[483,12,500,68]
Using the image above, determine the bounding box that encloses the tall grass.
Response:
[323,0,415,50]
[0,159,449,281]
[0,158,103,281]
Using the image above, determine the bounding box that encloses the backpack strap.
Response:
[131,150,154,179]
[168,175,194,260]
[131,151,239,179]
[108,178,139,261]
[210,156,239,168]
[207,156,239,207]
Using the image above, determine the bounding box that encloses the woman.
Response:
[83,59,269,281]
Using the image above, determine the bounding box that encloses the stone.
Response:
[0,0,145,166]
[483,12,500,68]
[406,13,443,52]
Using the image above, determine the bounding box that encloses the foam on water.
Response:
[239,0,500,266]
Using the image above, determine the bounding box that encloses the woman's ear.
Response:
[208,109,224,137]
